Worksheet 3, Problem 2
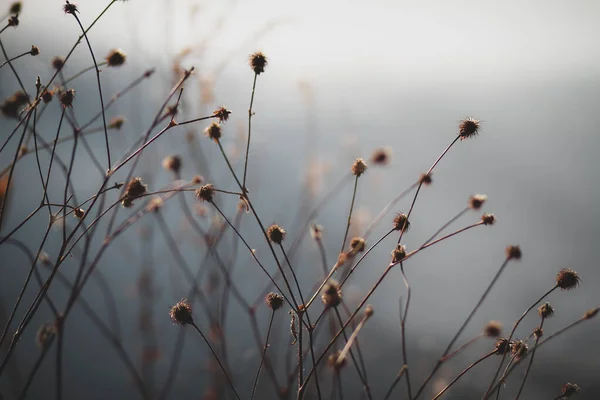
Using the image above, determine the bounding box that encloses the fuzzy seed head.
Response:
[249,51,268,74]
[533,327,543,339]
[205,122,221,141]
[42,89,53,104]
[484,321,503,337]
[391,244,407,264]
[321,280,342,308]
[561,383,580,397]
[73,208,84,219]
[60,89,75,108]
[505,245,522,261]
[9,2,22,14]
[584,307,599,320]
[494,337,510,355]
[349,237,366,254]
[169,300,193,325]
[213,106,231,122]
[51,57,64,71]
[30,45,40,56]
[265,292,284,311]
[481,213,495,225]
[458,117,480,140]
[538,302,555,319]
[469,194,487,210]
[370,147,391,166]
[267,224,286,244]
[393,213,410,232]
[556,268,580,291]
[351,157,368,176]
[63,1,78,15]
[106,48,126,67]
[162,155,182,175]
[125,177,147,200]
[195,184,215,202]
[510,340,528,359]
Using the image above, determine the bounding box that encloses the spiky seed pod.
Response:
[73,208,84,219]
[205,122,221,141]
[556,268,580,291]
[59,89,75,108]
[106,48,126,67]
[42,90,53,104]
[9,2,22,14]
[458,117,480,140]
[213,106,231,122]
[393,213,410,232]
[469,194,487,210]
[484,321,502,337]
[505,245,522,261]
[538,302,555,319]
[109,116,125,129]
[195,184,215,202]
[510,340,528,359]
[162,155,182,175]
[169,300,193,325]
[51,57,64,71]
[328,351,346,371]
[481,213,495,225]
[370,147,391,166]
[35,323,56,350]
[349,237,366,254]
[267,224,286,244]
[321,280,342,308]
[63,1,78,15]
[265,292,284,311]
[419,172,432,185]
[584,307,599,320]
[533,327,543,339]
[391,244,407,264]
[30,45,40,56]
[561,383,580,397]
[125,177,147,200]
[494,338,510,355]
[249,51,267,74]
[351,157,368,176]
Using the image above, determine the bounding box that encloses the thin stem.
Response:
[399,264,413,400]
[514,318,545,399]
[383,365,407,400]
[432,350,497,400]
[250,311,275,400]
[0,50,31,69]
[242,72,258,192]
[340,176,359,254]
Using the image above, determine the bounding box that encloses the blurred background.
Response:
[1,0,599,399]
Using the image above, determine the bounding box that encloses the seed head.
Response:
[63,1,78,15]
[494,338,510,355]
[195,184,215,202]
[51,57,64,71]
[321,280,342,308]
[106,48,126,67]
[469,194,487,210]
[328,350,347,371]
[60,89,75,108]
[484,321,502,337]
[510,340,528,359]
[162,155,182,175]
[349,237,366,254]
[205,122,221,142]
[125,177,147,200]
[169,300,193,325]
[351,157,368,176]
[267,224,286,244]
[419,172,432,185]
[505,245,522,261]
[393,213,410,232]
[249,51,268,74]
[42,89,53,104]
[391,244,407,264]
[213,106,231,122]
[9,2,22,14]
[584,307,599,320]
[35,323,56,350]
[73,208,84,219]
[30,45,40,56]
[109,116,125,130]
[458,117,480,140]
[556,268,580,291]
[481,213,495,225]
[370,147,391,166]
[533,327,543,339]
[560,382,580,397]
[265,292,284,311]
[538,302,554,319]
[8,15,18,26]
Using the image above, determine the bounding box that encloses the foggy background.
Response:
[1,0,599,399]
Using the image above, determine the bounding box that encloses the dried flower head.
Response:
[584,307,599,320]
[267,224,286,244]
[63,1,78,15]
[510,340,528,359]
[393,213,410,232]
[481,213,495,225]
[328,350,347,370]
[9,2,22,14]
[73,208,84,219]
[125,177,147,200]
[505,245,522,261]
[30,45,40,56]
[484,321,503,337]
[469,194,487,210]
[458,117,480,140]
[146,196,163,213]
[391,244,407,264]
[419,172,432,185]
[60,89,75,108]
[42,89,53,104]
[351,157,368,176]
[561,382,580,397]
[51,57,64,71]
[195,184,215,202]
[213,106,231,122]
[169,300,193,325]
[106,48,126,67]
[494,338,510,355]
[556,268,580,291]
[8,15,18,26]
[265,292,284,311]
[533,327,543,339]
[538,302,554,319]
[249,51,268,74]
[109,116,125,129]
[370,147,391,166]
[162,155,182,175]
[321,280,342,308]
[35,323,56,349]
[349,237,366,254]
[205,122,221,141]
